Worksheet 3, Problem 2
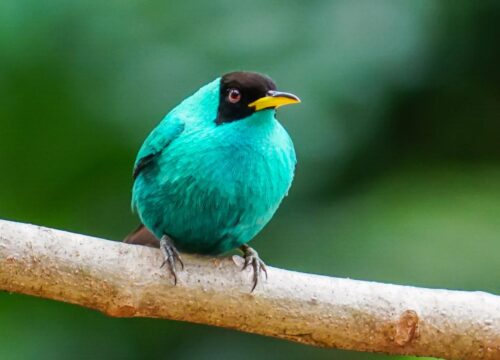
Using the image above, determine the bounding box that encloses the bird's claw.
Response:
[160,235,184,285]
[240,244,267,292]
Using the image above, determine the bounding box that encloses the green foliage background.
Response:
[1,1,498,359]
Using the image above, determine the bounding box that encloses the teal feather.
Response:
[132,77,296,255]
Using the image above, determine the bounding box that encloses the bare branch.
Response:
[0,219,498,359]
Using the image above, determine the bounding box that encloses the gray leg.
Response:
[160,235,184,285]
[240,244,268,292]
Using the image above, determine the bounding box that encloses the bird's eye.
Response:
[227,88,241,103]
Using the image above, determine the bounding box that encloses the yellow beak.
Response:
[248,90,301,111]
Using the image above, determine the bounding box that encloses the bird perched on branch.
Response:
[126,71,300,290]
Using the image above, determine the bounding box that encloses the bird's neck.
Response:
[213,109,278,149]
[241,109,276,127]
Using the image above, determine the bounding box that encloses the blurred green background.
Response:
[1,0,499,359]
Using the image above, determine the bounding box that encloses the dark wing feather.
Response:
[133,154,155,179]
[132,121,185,180]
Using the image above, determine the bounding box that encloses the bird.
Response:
[125,71,300,291]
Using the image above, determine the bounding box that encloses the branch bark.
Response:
[0,219,498,359]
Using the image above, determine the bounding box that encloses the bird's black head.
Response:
[215,71,300,125]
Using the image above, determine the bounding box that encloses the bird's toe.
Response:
[160,235,184,285]
[240,244,267,292]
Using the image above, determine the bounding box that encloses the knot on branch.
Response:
[394,309,419,346]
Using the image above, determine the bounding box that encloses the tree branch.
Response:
[0,219,498,359]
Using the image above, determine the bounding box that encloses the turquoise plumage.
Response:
[128,72,299,289]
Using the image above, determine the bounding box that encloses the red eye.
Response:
[227,88,241,103]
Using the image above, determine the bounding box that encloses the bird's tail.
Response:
[124,224,160,248]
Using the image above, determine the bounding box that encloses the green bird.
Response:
[126,71,300,290]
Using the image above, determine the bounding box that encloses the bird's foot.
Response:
[159,235,184,285]
[240,244,267,292]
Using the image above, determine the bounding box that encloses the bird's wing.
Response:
[132,115,185,179]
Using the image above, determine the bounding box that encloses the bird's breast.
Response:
[163,128,292,200]
[133,118,296,253]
